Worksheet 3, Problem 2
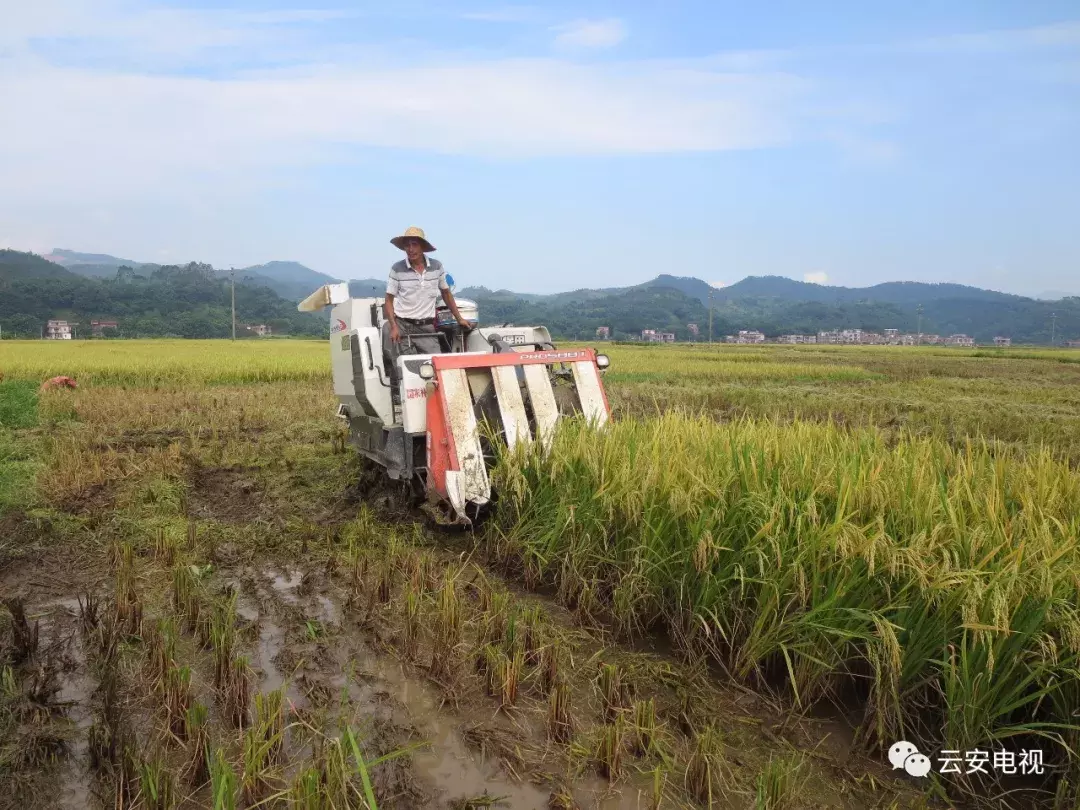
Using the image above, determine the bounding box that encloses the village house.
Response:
[595,326,610,339]
[731,330,765,344]
[91,320,119,337]
[247,324,272,337]
[45,319,72,340]
[994,336,1011,347]
[944,334,975,347]
[640,329,675,343]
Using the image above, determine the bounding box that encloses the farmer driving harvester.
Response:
[299,224,612,525]
[382,226,472,367]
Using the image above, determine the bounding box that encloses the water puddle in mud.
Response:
[35,597,97,810]
[363,658,553,808]
[269,567,302,604]
[245,576,658,808]
[316,594,341,626]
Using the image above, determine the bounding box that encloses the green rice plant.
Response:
[211,592,238,690]
[172,563,203,633]
[755,752,809,810]
[547,679,574,743]
[490,410,1080,761]
[312,736,351,807]
[649,765,667,810]
[476,591,510,662]
[484,646,524,708]
[520,605,543,666]
[289,767,322,809]
[240,721,282,806]
[431,567,463,682]
[683,725,730,808]
[630,698,658,759]
[538,641,561,696]
[154,527,176,565]
[145,617,178,688]
[594,717,627,783]
[225,656,252,729]
[208,747,238,810]
[404,590,421,661]
[114,542,143,637]
[597,663,628,724]
[254,689,286,764]
[343,726,421,810]
[138,755,176,810]
[164,665,192,739]
[183,702,210,786]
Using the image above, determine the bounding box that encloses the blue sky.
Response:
[2,1,1078,296]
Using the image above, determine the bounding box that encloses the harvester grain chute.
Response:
[299,282,612,526]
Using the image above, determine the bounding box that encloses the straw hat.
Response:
[390,226,436,252]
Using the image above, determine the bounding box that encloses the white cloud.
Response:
[709,281,727,288]
[0,53,809,206]
[463,7,542,23]
[551,18,627,50]
[906,21,1080,55]
[804,272,829,284]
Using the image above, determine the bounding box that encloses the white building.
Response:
[46,319,72,340]
[734,330,765,344]
[945,334,975,347]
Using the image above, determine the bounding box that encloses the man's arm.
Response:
[385,272,401,342]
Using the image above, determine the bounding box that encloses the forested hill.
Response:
[0,251,326,338]
[460,274,1080,343]
[4,247,1079,343]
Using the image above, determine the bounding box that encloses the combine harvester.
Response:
[299,282,612,526]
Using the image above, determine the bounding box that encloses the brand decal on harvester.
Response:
[518,351,585,361]
[406,388,427,400]
[330,319,347,334]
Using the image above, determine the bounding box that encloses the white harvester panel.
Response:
[440,367,492,512]
[330,298,392,425]
[399,358,432,434]
[490,365,531,448]
[570,360,609,427]
[522,364,560,448]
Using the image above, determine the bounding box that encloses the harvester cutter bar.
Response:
[424,348,610,525]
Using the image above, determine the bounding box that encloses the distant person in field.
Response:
[382,227,471,364]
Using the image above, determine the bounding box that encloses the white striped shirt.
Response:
[386,256,449,320]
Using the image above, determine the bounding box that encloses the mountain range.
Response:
[2,249,1077,344]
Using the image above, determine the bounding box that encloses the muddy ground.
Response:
[0,384,962,809]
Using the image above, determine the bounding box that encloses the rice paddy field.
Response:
[2,338,1079,810]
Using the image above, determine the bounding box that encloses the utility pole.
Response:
[916,304,923,345]
[230,267,236,341]
[708,288,714,344]
[1051,312,1057,347]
